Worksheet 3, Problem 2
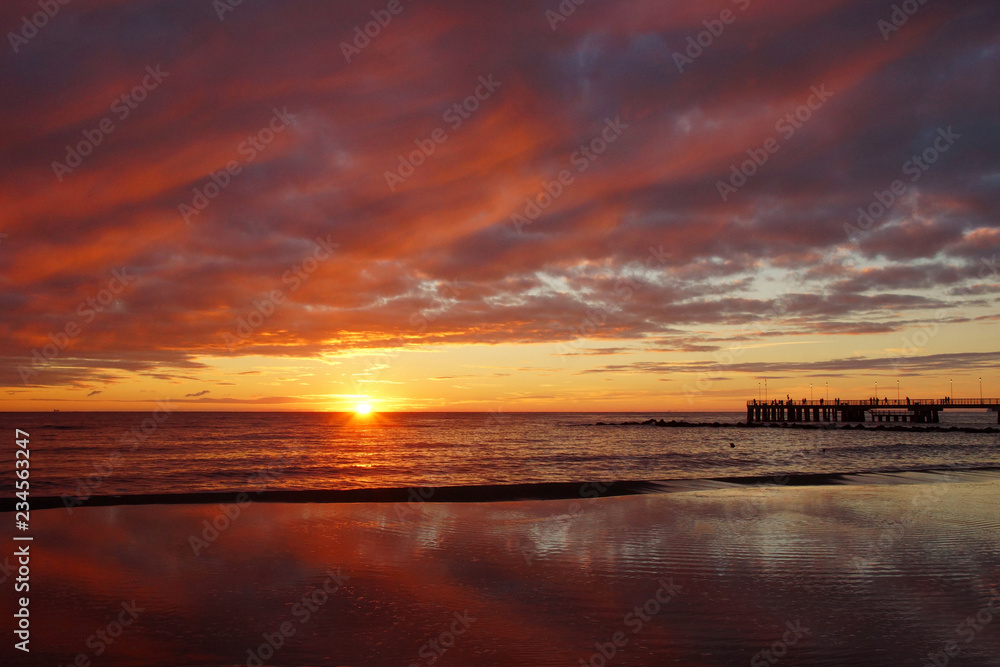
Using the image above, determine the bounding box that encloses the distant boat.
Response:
[53,409,60,412]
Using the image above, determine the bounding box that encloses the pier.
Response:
[746,398,1000,424]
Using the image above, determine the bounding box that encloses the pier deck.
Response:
[746,398,1000,424]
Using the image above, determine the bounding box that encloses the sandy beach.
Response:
[2,477,998,666]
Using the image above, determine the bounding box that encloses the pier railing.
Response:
[747,398,1000,407]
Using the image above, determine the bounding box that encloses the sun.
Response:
[354,402,373,415]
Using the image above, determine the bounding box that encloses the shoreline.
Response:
[6,466,999,512]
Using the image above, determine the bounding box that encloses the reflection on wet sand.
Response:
[3,481,999,666]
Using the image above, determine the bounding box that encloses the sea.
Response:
[4,411,1000,666]
[2,410,999,498]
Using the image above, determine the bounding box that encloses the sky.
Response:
[1,0,998,412]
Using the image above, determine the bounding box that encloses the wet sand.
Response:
[3,479,999,665]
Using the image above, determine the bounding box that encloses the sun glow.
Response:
[355,402,373,415]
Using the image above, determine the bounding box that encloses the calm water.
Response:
[1,411,998,497]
